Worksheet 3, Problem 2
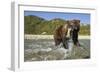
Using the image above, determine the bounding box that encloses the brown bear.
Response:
[54,19,80,49]
[53,20,72,49]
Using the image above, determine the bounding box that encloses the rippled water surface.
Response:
[24,39,90,62]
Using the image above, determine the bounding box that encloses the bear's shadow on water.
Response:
[24,39,90,62]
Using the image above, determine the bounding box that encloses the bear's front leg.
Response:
[62,37,69,49]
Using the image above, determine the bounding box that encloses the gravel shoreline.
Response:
[24,35,90,40]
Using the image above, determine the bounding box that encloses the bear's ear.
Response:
[77,20,80,23]
[73,19,80,23]
[66,20,70,24]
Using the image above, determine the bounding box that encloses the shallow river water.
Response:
[24,39,90,62]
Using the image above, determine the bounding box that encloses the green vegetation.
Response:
[79,23,90,35]
[24,15,90,35]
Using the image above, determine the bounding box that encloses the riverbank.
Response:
[24,34,90,40]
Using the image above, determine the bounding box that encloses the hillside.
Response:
[24,15,90,35]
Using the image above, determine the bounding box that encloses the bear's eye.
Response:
[68,25,73,28]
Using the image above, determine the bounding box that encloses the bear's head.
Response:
[66,19,80,45]
[67,19,80,32]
